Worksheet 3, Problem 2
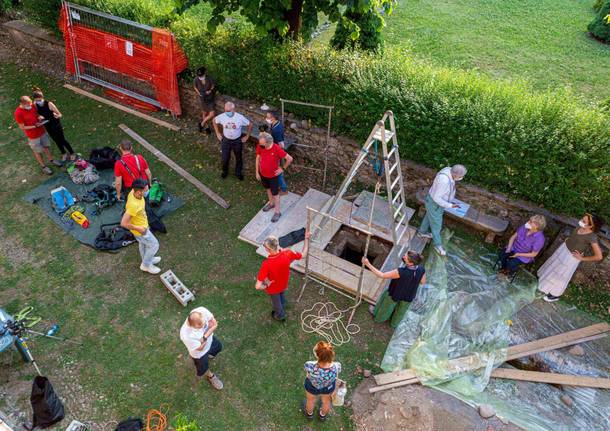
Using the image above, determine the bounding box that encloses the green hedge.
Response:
[17,1,610,219]
[588,1,610,42]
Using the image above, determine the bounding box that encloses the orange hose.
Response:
[146,409,167,431]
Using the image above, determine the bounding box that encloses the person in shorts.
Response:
[302,341,342,421]
[179,306,224,390]
[194,67,216,134]
[255,132,293,223]
[14,95,62,175]
[265,111,288,194]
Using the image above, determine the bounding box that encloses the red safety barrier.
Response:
[58,5,188,116]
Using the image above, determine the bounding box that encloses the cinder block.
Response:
[160,270,195,307]
[65,421,88,431]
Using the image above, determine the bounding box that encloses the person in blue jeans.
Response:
[266,111,288,194]
[302,341,342,422]
[417,164,467,256]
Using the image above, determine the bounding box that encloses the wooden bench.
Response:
[242,125,296,150]
[416,187,509,243]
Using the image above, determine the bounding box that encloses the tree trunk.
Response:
[284,0,304,38]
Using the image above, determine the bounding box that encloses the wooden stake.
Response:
[64,84,180,131]
[119,124,230,209]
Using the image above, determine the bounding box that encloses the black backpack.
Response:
[115,418,143,431]
[30,376,65,428]
[82,184,118,214]
[94,224,136,251]
[89,146,120,170]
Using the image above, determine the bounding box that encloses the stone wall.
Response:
[3,19,608,290]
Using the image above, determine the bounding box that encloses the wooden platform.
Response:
[416,187,509,243]
[239,188,428,304]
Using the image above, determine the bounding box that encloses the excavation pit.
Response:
[325,225,392,268]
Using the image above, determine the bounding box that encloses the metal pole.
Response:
[322,107,332,191]
[297,207,313,303]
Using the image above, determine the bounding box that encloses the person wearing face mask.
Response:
[417,164,467,256]
[120,179,162,274]
[194,67,216,134]
[538,213,605,302]
[362,251,426,328]
[14,95,62,175]
[265,111,288,195]
[32,88,76,162]
[213,101,252,180]
[498,215,547,277]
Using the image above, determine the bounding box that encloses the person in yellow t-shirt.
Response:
[120,179,161,274]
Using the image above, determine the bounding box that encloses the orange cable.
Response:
[145,409,167,431]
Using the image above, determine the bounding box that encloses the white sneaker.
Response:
[417,232,433,240]
[152,256,162,264]
[434,245,447,256]
[140,264,161,274]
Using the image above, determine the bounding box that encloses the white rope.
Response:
[300,302,360,346]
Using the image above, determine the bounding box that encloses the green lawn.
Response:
[0,63,391,430]
[316,0,610,101]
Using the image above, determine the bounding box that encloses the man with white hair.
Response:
[213,101,252,180]
[418,164,467,256]
[180,306,224,390]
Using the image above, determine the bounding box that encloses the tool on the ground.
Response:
[160,270,195,306]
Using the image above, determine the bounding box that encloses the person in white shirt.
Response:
[179,306,224,390]
[213,101,252,181]
[417,164,467,256]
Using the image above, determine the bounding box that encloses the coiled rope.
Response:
[300,302,360,346]
[145,409,167,431]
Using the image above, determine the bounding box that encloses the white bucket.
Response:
[332,379,347,406]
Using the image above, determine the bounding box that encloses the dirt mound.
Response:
[350,379,522,431]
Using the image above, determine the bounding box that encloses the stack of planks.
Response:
[370,322,610,393]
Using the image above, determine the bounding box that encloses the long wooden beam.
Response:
[119,124,230,209]
[64,84,180,131]
[490,368,610,389]
[371,322,609,393]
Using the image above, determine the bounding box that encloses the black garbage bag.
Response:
[94,224,136,251]
[30,376,65,428]
[89,146,120,170]
[115,418,143,431]
[279,228,305,248]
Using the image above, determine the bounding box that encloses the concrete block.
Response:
[160,270,195,307]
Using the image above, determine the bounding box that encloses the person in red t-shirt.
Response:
[14,95,62,175]
[256,232,310,321]
[255,132,293,223]
[114,139,152,201]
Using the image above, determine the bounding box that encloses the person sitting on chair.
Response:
[362,251,426,329]
[498,214,546,277]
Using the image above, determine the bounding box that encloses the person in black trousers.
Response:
[32,89,76,163]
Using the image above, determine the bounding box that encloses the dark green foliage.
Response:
[330,9,384,52]
[593,0,604,12]
[588,1,610,42]
[21,0,61,29]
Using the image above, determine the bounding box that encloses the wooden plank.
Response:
[374,323,610,386]
[238,192,303,246]
[119,124,230,209]
[64,84,180,131]
[490,368,610,389]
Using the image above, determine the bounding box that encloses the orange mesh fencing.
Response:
[59,5,188,116]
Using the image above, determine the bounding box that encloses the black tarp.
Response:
[30,376,65,428]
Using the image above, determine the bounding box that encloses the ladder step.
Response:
[390,176,401,190]
[388,163,398,175]
[395,212,407,228]
[391,189,402,205]
[387,146,398,160]
[393,203,406,220]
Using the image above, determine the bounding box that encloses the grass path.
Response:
[0,63,390,430]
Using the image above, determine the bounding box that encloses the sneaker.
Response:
[50,159,63,167]
[271,212,282,223]
[41,166,53,175]
[152,256,162,265]
[543,294,560,303]
[279,190,288,196]
[221,172,228,179]
[262,202,275,212]
[205,127,212,135]
[271,310,286,321]
[417,231,433,240]
[301,399,314,420]
[318,409,328,422]
[434,245,447,256]
[140,264,161,274]
[206,373,224,390]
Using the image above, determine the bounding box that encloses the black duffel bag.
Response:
[30,376,65,429]
[94,223,136,251]
[89,146,120,170]
[115,418,143,431]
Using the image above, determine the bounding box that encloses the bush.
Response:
[17,1,610,219]
[593,0,604,12]
[588,0,610,42]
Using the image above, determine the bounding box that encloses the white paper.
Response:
[125,41,133,57]
[70,11,81,21]
[445,198,470,218]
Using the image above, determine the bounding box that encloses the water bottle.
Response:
[46,324,59,337]
[333,380,347,406]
